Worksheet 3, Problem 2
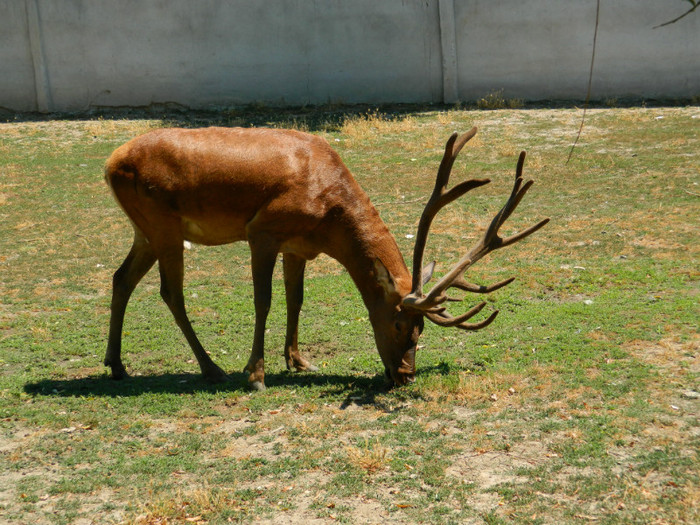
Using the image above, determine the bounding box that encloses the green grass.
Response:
[0,105,698,524]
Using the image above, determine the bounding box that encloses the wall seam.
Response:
[25,0,52,112]
[438,0,459,104]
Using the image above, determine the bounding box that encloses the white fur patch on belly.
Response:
[182,218,206,240]
[181,217,245,246]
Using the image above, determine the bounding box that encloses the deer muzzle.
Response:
[389,346,416,386]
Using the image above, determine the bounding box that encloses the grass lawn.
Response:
[0,105,698,524]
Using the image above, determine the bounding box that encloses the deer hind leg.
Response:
[156,243,229,384]
[105,228,157,379]
[243,235,280,391]
[283,253,318,372]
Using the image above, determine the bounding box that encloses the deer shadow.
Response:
[22,362,454,410]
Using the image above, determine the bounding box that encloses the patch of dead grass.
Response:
[341,110,417,140]
[624,336,699,374]
[630,234,686,251]
[450,364,563,410]
[345,438,392,475]
[125,484,243,525]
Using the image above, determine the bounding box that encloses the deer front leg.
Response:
[105,229,157,379]
[282,253,318,372]
[244,238,280,391]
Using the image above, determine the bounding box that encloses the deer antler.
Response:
[402,129,549,331]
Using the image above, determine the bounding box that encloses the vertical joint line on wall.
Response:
[25,0,53,112]
[438,0,459,104]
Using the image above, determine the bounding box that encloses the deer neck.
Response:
[326,204,412,315]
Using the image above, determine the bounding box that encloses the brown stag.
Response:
[104,126,548,390]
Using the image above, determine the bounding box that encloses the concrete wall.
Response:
[454,1,700,101]
[1,0,698,113]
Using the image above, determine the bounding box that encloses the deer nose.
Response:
[395,370,416,385]
[385,367,415,387]
[397,346,416,375]
[394,357,416,386]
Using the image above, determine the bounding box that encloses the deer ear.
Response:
[373,258,400,299]
[421,261,436,286]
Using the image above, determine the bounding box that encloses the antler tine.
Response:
[483,152,526,240]
[410,127,487,295]
[425,307,500,331]
[502,217,550,248]
[435,129,478,189]
[450,275,516,294]
[456,310,500,331]
[473,152,548,253]
[425,301,487,326]
[484,152,550,248]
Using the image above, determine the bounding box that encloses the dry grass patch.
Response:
[340,109,417,139]
[450,364,564,409]
[625,336,699,374]
[125,484,242,525]
[345,438,392,475]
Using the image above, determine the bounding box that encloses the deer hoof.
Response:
[202,367,230,384]
[289,355,319,372]
[249,380,266,391]
[108,364,129,380]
